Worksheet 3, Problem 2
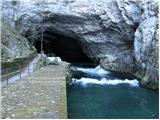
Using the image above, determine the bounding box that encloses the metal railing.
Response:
[1,58,39,86]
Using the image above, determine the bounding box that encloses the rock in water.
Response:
[47,57,62,65]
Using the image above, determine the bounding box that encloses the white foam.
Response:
[76,65,110,76]
[72,77,139,87]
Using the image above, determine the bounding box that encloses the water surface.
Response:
[67,65,159,119]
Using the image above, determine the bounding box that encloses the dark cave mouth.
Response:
[33,31,94,63]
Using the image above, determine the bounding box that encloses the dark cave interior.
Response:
[33,31,94,63]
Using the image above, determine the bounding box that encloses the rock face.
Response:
[133,0,159,90]
[1,19,35,62]
[1,0,159,90]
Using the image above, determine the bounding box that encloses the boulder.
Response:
[47,57,62,65]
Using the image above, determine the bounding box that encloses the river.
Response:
[67,65,159,119]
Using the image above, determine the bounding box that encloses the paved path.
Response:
[1,63,68,119]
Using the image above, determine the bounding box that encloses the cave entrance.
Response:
[34,31,94,63]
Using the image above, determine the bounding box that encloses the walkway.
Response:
[1,63,68,119]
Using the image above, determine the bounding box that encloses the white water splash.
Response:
[76,65,110,76]
[72,77,139,87]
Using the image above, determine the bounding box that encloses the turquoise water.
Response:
[67,66,159,119]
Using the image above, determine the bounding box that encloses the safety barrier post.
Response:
[28,66,30,75]
[33,62,35,71]
[6,69,9,85]
[19,65,21,78]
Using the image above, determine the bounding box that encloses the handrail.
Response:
[1,56,40,86]
[1,70,21,78]
[1,68,34,78]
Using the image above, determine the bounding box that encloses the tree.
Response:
[32,0,49,59]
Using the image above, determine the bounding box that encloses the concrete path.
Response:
[1,63,68,119]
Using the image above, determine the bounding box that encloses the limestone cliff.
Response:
[1,19,35,62]
[1,0,159,90]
